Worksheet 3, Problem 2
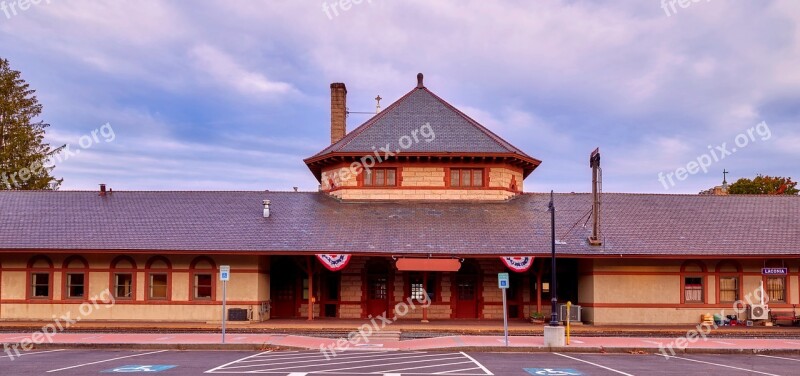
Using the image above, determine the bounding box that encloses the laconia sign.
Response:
[762,268,788,275]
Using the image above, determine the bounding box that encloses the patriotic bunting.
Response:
[500,256,534,272]
[315,254,352,271]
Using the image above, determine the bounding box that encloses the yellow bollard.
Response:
[566,301,571,345]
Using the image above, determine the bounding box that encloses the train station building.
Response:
[0,74,798,325]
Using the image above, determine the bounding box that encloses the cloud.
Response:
[189,44,296,97]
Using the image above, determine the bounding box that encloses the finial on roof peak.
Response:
[417,73,424,89]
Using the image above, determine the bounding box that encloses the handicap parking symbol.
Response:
[524,368,582,376]
[102,365,177,372]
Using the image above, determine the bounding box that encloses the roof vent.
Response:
[263,200,271,218]
[416,73,424,89]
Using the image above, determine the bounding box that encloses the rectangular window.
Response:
[450,168,484,187]
[363,168,396,187]
[684,277,703,303]
[31,273,50,298]
[409,273,436,302]
[719,276,739,303]
[66,273,85,299]
[767,277,786,302]
[194,274,213,299]
[363,169,373,186]
[149,273,168,300]
[114,273,133,299]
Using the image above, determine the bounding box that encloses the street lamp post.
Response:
[548,190,559,327]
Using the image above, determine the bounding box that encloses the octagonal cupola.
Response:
[304,74,541,201]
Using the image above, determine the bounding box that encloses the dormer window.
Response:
[363,168,397,187]
[450,168,484,188]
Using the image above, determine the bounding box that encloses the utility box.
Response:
[228,308,249,321]
[558,304,581,323]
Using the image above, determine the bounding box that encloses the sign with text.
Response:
[762,268,788,275]
[498,272,510,289]
[220,265,231,281]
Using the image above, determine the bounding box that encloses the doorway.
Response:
[270,257,301,318]
[365,259,390,317]
[453,261,480,318]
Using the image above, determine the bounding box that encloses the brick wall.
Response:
[401,167,445,187]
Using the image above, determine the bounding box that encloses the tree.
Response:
[0,58,63,190]
[728,175,799,195]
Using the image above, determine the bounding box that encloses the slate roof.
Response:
[1,191,797,257]
[307,84,539,162]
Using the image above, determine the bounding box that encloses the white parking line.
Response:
[2,349,66,360]
[46,350,168,373]
[460,352,493,376]
[554,353,634,376]
[657,355,781,376]
[205,351,272,373]
[380,358,469,372]
[223,351,453,372]
[757,354,800,362]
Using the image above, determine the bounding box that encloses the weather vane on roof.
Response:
[723,169,729,185]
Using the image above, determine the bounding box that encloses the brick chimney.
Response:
[330,83,347,144]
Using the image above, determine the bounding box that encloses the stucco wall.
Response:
[0,254,266,322]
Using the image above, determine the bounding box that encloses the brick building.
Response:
[0,74,798,324]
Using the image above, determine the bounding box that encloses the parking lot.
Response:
[2,348,799,375]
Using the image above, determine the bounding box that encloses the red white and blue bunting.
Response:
[500,256,534,273]
[315,254,352,272]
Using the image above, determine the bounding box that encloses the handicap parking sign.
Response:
[524,368,582,376]
[103,365,177,373]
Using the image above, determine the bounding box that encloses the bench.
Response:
[770,305,799,326]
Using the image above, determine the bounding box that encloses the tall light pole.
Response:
[548,190,559,326]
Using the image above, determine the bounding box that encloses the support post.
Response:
[422,271,429,323]
[307,256,313,321]
[549,191,558,327]
[222,280,227,343]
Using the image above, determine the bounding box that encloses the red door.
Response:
[270,258,299,318]
[366,274,388,317]
[454,262,480,318]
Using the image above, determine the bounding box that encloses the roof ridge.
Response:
[422,88,533,159]
[312,86,420,157]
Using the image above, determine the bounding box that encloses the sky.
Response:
[1,0,798,194]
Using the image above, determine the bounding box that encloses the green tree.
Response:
[728,175,799,195]
[0,58,63,190]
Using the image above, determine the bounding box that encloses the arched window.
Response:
[62,256,89,300]
[680,260,707,304]
[110,256,137,300]
[145,256,172,301]
[190,256,216,301]
[28,255,54,299]
[716,260,742,304]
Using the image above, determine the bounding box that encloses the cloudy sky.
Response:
[1,0,798,193]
